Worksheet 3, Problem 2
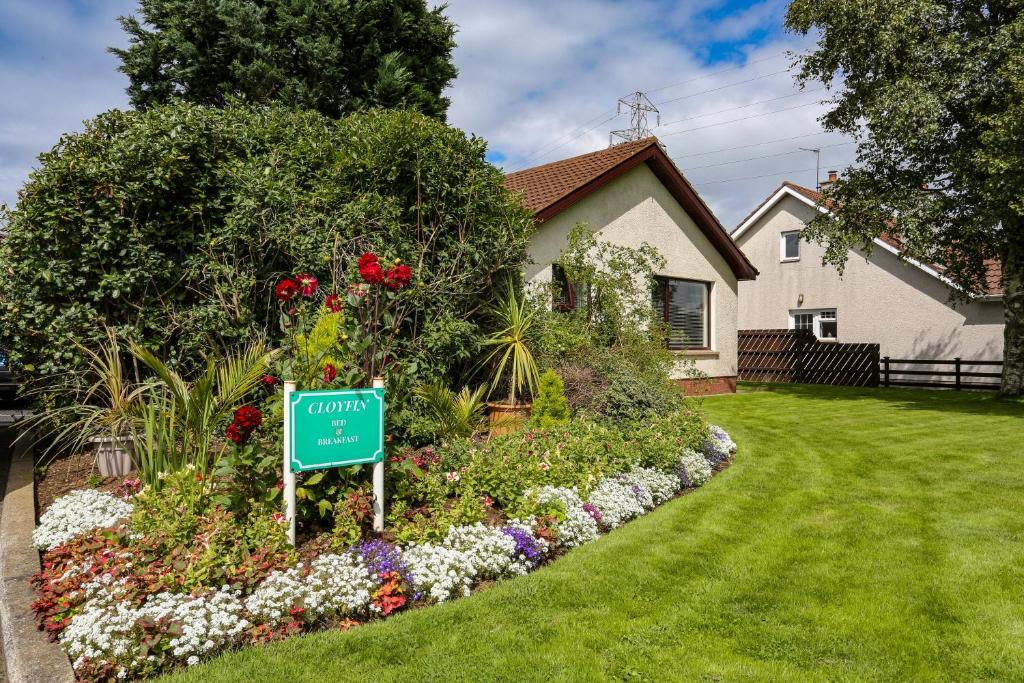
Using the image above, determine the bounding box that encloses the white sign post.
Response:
[372,376,385,532]
[282,380,298,546]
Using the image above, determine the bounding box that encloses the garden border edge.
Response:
[1,432,75,683]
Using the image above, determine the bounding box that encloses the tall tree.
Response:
[110,0,458,119]
[786,0,1023,395]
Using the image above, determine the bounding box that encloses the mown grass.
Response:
[164,384,1024,682]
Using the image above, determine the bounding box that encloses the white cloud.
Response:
[0,0,854,229]
[441,0,855,227]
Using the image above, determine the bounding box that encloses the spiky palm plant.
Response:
[414,382,487,443]
[481,281,540,405]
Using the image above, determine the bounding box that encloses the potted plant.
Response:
[481,282,540,436]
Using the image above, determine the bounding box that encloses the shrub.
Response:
[530,370,570,428]
[0,105,532,411]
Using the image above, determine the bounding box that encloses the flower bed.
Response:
[30,422,737,681]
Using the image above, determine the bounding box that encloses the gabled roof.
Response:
[732,181,1004,297]
[505,138,758,280]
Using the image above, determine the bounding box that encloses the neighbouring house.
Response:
[505,137,758,394]
[732,176,1005,363]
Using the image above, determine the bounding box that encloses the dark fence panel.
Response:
[738,329,880,387]
[882,357,1002,391]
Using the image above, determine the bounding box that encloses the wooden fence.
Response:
[881,357,1003,391]
[738,329,880,387]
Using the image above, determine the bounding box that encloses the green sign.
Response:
[288,388,384,471]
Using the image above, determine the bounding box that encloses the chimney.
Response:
[819,170,838,190]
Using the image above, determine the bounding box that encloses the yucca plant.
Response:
[414,382,487,444]
[481,281,541,405]
[29,330,274,491]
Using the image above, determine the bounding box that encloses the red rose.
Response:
[358,253,378,269]
[385,264,413,290]
[325,293,343,313]
[274,279,299,301]
[226,422,244,444]
[359,262,384,285]
[261,375,279,387]
[233,405,263,430]
[323,363,337,383]
[296,273,318,297]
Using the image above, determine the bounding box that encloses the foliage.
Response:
[533,222,687,421]
[785,0,1022,395]
[112,0,458,120]
[530,370,570,428]
[413,382,487,445]
[481,281,541,405]
[0,105,533,411]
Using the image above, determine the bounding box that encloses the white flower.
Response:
[679,448,713,488]
[33,489,133,550]
[625,466,680,506]
[587,476,646,529]
[531,486,599,548]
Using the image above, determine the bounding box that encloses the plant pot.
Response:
[487,402,531,437]
[90,436,134,477]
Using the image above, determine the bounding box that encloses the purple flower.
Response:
[352,539,414,585]
[676,462,691,488]
[502,526,544,567]
[583,502,602,523]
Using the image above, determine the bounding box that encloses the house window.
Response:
[789,309,838,340]
[551,264,589,312]
[653,278,710,349]
[793,313,814,332]
[781,231,800,261]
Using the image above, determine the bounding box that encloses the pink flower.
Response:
[270,512,286,525]
[539,462,550,471]
[481,496,493,507]
[446,471,460,483]
[325,293,343,313]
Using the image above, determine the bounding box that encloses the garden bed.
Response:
[36,449,133,514]
[28,418,737,682]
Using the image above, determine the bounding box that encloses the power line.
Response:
[654,68,792,106]
[511,111,621,170]
[691,162,855,186]
[682,141,855,171]
[658,100,824,138]
[657,88,825,130]
[643,50,789,96]
[673,131,835,159]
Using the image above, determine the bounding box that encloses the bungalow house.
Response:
[731,177,1005,362]
[505,137,758,394]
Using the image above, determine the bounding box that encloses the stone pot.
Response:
[487,402,531,437]
[90,435,135,477]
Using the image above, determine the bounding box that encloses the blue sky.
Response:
[0,0,853,227]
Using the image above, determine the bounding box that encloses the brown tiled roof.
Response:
[504,138,758,281]
[505,138,657,214]
[741,180,1004,296]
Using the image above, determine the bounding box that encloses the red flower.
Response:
[323,363,337,383]
[358,253,385,285]
[261,375,279,387]
[325,293,343,313]
[296,273,318,297]
[233,406,263,430]
[226,422,244,444]
[385,263,413,290]
[274,279,299,301]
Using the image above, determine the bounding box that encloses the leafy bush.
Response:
[530,370,570,428]
[0,105,532,408]
[413,383,487,445]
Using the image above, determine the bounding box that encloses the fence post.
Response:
[955,357,962,390]
[870,345,880,387]
[883,356,890,388]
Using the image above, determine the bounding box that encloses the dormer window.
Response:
[781,231,800,261]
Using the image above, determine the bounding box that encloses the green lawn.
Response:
[166,385,1024,683]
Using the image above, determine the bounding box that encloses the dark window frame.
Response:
[551,263,591,313]
[653,277,712,351]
